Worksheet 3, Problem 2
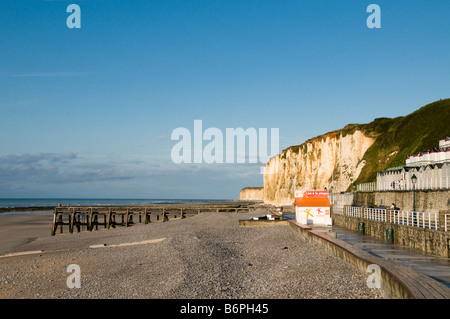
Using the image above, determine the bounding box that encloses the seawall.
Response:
[355,190,450,213]
[332,209,450,257]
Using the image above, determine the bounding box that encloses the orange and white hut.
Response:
[294,190,332,226]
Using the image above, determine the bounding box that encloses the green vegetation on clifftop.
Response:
[354,99,450,187]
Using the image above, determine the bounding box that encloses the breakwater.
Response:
[51,203,255,235]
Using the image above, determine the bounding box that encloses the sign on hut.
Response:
[294,190,332,225]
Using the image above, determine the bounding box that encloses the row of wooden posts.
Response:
[51,205,253,236]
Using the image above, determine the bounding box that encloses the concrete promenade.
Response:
[327,226,450,288]
[279,212,450,298]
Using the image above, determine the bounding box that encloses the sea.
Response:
[0,198,237,215]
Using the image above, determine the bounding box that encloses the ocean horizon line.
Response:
[0,198,240,210]
[0,197,233,201]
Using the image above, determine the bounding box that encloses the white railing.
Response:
[364,208,387,222]
[332,204,345,215]
[377,175,450,191]
[388,210,439,230]
[344,206,441,230]
[357,182,377,192]
[346,206,362,218]
[417,212,439,229]
[331,192,353,215]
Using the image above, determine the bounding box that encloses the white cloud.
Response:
[0,152,263,198]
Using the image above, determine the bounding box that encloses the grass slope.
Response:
[354,98,450,186]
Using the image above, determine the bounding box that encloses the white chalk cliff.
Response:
[238,187,264,201]
[263,129,375,206]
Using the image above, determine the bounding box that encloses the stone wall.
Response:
[355,190,450,213]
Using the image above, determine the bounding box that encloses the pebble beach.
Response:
[0,209,382,299]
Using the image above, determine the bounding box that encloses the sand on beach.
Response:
[0,212,54,256]
[0,209,382,299]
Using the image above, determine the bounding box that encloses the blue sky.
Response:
[0,0,449,199]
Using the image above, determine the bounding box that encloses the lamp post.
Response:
[352,183,356,206]
[411,174,417,226]
[330,185,334,205]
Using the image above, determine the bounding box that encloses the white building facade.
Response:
[377,137,450,191]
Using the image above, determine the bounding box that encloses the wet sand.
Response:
[0,212,54,256]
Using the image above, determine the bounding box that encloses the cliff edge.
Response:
[247,99,450,206]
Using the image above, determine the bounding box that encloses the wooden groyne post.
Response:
[51,204,253,236]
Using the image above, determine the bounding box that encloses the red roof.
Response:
[295,197,330,207]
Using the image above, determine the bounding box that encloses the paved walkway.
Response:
[282,212,450,288]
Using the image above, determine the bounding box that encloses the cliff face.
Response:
[255,99,450,207]
[263,129,375,206]
[239,187,264,201]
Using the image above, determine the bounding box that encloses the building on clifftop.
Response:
[376,137,450,191]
